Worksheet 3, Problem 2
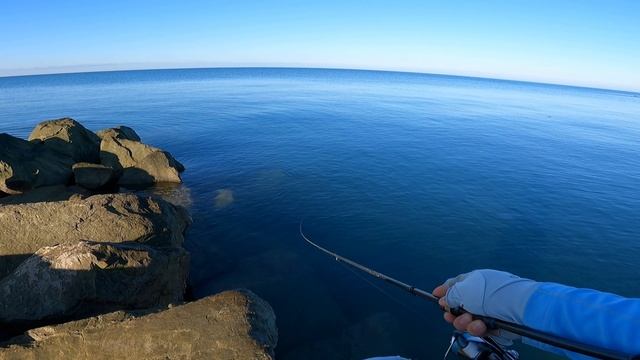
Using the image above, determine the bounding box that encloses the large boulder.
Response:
[72,162,115,190]
[0,193,191,278]
[100,136,185,185]
[0,290,278,360]
[96,126,141,141]
[28,118,101,163]
[0,134,74,194]
[0,241,188,324]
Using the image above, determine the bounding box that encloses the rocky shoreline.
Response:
[0,119,278,359]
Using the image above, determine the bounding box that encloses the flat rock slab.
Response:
[0,241,188,324]
[0,193,190,278]
[1,290,278,360]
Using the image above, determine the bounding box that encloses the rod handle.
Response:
[447,307,498,330]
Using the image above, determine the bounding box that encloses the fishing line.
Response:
[337,259,431,322]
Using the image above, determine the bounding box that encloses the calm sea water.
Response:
[1,68,639,359]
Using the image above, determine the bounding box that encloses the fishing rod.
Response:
[299,223,634,360]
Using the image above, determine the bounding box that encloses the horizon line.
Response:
[1,65,638,95]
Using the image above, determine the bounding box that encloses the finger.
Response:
[443,312,456,324]
[433,284,448,298]
[438,296,448,309]
[453,313,473,331]
[467,320,487,336]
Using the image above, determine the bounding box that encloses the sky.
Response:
[1,0,639,91]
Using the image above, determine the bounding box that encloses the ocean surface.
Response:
[1,68,639,359]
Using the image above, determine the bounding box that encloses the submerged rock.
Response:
[0,290,278,360]
[0,241,188,324]
[282,312,405,360]
[214,188,234,208]
[96,126,141,141]
[0,193,190,278]
[0,134,74,195]
[72,162,115,190]
[100,136,184,185]
[193,249,348,353]
[131,183,194,209]
[28,118,101,163]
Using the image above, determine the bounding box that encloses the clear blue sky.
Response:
[1,0,639,91]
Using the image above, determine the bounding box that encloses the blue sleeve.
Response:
[523,282,640,359]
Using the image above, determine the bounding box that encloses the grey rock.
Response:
[96,126,141,142]
[0,241,188,324]
[72,162,115,190]
[28,118,101,163]
[1,290,278,360]
[0,134,74,195]
[100,136,184,186]
[0,193,191,278]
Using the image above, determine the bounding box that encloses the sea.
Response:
[1,68,639,359]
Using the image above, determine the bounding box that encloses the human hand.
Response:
[433,280,488,336]
[432,269,538,343]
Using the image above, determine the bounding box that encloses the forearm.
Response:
[523,283,640,358]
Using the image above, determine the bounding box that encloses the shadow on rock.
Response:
[0,241,188,340]
[0,185,90,205]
